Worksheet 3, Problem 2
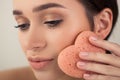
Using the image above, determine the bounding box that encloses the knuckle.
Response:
[86,62,97,71]
[90,52,101,60]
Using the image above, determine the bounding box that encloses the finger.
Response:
[89,36,120,56]
[79,52,120,68]
[77,61,120,77]
[83,73,120,80]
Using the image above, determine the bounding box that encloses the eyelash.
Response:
[15,19,63,31]
[44,19,63,28]
[15,23,30,31]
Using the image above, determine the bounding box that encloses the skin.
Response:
[13,0,120,80]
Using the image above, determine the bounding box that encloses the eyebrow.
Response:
[13,3,65,15]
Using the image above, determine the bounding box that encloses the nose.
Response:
[26,26,47,52]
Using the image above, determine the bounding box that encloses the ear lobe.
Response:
[94,8,113,39]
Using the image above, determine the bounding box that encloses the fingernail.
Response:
[77,61,86,68]
[83,74,90,79]
[90,36,98,41]
[80,52,89,57]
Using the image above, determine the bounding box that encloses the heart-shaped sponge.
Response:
[58,31,105,78]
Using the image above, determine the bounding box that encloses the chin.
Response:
[30,58,65,80]
[32,70,61,80]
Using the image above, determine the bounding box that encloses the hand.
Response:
[77,36,120,80]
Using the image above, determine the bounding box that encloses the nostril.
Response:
[31,44,46,52]
[39,42,47,48]
[27,40,47,52]
[32,47,42,52]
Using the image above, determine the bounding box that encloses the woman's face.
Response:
[13,0,91,80]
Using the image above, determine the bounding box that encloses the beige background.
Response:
[0,0,120,70]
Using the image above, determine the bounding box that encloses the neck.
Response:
[57,74,84,80]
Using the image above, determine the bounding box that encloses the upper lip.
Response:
[28,56,54,62]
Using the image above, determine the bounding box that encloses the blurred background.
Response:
[0,0,28,70]
[0,0,120,70]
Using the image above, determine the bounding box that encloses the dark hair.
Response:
[78,0,119,39]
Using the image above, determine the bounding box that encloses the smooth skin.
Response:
[13,0,120,80]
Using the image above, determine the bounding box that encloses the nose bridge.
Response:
[27,25,46,50]
[29,25,41,40]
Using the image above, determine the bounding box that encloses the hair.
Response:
[78,0,119,39]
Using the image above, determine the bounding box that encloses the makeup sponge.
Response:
[58,31,105,78]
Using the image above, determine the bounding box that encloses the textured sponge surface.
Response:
[58,31,105,78]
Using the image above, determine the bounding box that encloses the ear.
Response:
[93,8,113,39]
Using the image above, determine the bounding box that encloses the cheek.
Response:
[46,34,74,55]
[46,16,91,54]
[18,33,27,53]
[47,27,90,54]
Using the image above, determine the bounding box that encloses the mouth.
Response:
[28,57,54,70]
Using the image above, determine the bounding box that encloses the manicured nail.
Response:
[77,61,86,69]
[90,36,98,41]
[83,74,90,79]
[79,52,89,57]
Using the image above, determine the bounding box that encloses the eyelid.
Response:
[44,19,63,24]
[43,19,63,28]
[15,23,30,28]
[15,16,29,24]
[40,11,64,21]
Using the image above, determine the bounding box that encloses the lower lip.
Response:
[29,60,53,70]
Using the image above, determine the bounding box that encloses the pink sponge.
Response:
[58,31,105,78]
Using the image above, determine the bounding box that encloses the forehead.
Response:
[13,0,84,11]
[13,0,79,5]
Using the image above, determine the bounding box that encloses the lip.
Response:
[28,57,54,70]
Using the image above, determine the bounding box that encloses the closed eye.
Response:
[15,23,30,31]
[44,19,63,28]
